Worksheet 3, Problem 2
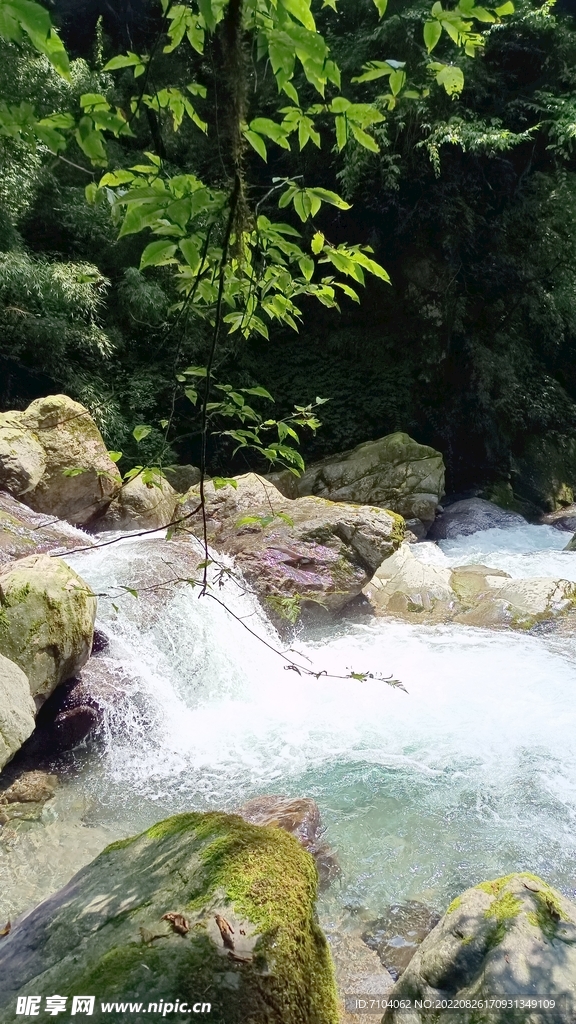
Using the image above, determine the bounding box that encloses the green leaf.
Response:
[435,64,465,95]
[133,424,152,442]
[213,477,238,490]
[280,0,316,30]
[424,20,442,52]
[373,0,388,15]
[140,240,177,269]
[494,1,514,12]
[62,466,87,477]
[309,187,352,210]
[107,451,123,462]
[243,386,274,400]
[311,231,325,255]
[299,256,314,281]
[243,128,267,161]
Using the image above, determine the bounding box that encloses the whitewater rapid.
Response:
[2,523,576,925]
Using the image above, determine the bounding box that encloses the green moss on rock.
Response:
[0,811,339,1024]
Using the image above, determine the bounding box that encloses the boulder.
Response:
[0,412,46,495]
[362,902,441,980]
[237,795,340,888]
[428,497,526,540]
[542,505,576,533]
[31,655,131,753]
[363,544,456,621]
[0,490,92,568]
[0,811,339,1024]
[164,464,201,493]
[0,395,121,526]
[0,554,97,703]
[382,874,576,1024]
[364,544,576,630]
[0,653,35,771]
[95,473,178,532]
[513,436,576,513]
[178,474,404,619]
[270,433,445,531]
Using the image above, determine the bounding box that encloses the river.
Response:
[1,523,576,935]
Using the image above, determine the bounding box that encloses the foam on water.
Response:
[3,525,576,922]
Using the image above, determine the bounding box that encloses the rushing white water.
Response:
[2,524,576,926]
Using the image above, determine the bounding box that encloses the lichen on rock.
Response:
[0,553,96,703]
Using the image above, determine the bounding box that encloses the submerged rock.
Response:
[179,473,404,619]
[95,473,178,532]
[361,901,440,980]
[428,497,526,540]
[0,554,97,703]
[0,395,121,526]
[0,811,339,1024]
[0,653,35,771]
[383,874,576,1024]
[237,795,340,888]
[0,490,91,568]
[270,433,445,532]
[364,544,576,630]
[0,768,57,823]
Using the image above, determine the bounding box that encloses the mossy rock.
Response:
[0,811,339,1024]
[0,554,96,702]
[382,873,576,1024]
[270,432,445,529]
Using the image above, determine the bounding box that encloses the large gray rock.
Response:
[270,433,445,531]
[382,874,576,1024]
[364,544,576,630]
[0,554,97,703]
[0,811,339,1024]
[428,498,526,540]
[178,473,405,620]
[0,395,122,526]
[95,473,178,532]
[164,464,201,493]
[0,490,91,568]
[0,653,35,770]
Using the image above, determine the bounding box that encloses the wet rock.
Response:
[326,929,395,1022]
[237,795,340,888]
[270,433,445,532]
[383,874,576,1024]
[179,473,404,620]
[32,655,135,752]
[0,491,91,569]
[94,473,178,532]
[0,811,340,1024]
[0,554,97,703]
[428,497,526,540]
[0,769,57,824]
[364,544,576,630]
[0,653,35,771]
[0,395,121,527]
[361,901,440,980]
[540,504,576,533]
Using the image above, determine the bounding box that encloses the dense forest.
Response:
[1,0,576,508]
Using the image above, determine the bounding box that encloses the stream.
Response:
[2,523,576,937]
